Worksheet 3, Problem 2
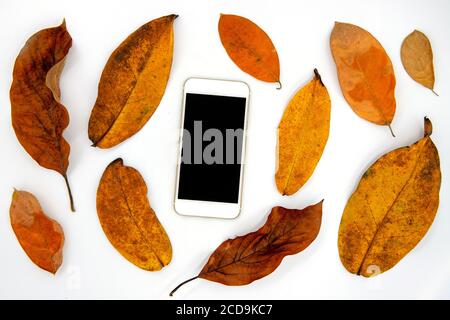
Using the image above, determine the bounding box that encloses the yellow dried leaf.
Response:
[88,15,177,148]
[338,118,441,277]
[96,158,172,271]
[276,69,331,195]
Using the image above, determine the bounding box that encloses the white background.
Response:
[0,0,449,299]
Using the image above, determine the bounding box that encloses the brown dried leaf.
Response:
[10,190,65,274]
[401,30,437,94]
[96,158,172,271]
[276,69,331,195]
[330,22,396,136]
[88,14,177,148]
[10,21,74,211]
[218,14,281,88]
[170,202,323,295]
[338,118,441,277]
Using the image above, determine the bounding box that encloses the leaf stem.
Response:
[432,89,439,97]
[63,174,75,212]
[276,80,282,90]
[388,124,396,138]
[170,276,199,297]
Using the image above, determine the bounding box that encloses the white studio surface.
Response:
[0,0,449,299]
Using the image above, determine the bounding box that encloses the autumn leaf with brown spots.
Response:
[88,15,177,148]
[96,158,172,271]
[338,118,441,277]
[276,69,331,196]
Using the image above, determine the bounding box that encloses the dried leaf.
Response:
[218,14,281,88]
[330,22,396,136]
[276,69,331,195]
[96,158,172,271]
[10,21,75,211]
[10,190,65,274]
[88,15,177,149]
[401,30,437,94]
[170,202,323,296]
[338,118,441,277]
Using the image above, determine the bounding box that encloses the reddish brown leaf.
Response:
[10,190,65,274]
[10,21,75,211]
[170,202,323,295]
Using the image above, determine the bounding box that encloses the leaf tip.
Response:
[424,117,433,137]
[60,18,67,29]
[313,68,324,86]
[112,157,124,165]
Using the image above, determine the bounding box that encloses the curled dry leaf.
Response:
[338,118,441,277]
[10,21,75,211]
[10,190,64,274]
[218,14,281,88]
[88,14,177,148]
[170,202,323,296]
[401,30,437,95]
[330,22,396,137]
[276,69,331,196]
[96,158,172,271]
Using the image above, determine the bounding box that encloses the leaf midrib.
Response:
[356,140,427,275]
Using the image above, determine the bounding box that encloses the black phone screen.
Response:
[177,93,247,203]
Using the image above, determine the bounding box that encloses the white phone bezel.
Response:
[174,77,250,219]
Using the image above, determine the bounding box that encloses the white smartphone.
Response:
[174,78,250,219]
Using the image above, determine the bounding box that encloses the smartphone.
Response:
[174,78,250,219]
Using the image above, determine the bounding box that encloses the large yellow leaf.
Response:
[338,118,441,277]
[275,69,331,196]
[96,158,172,271]
[88,15,177,148]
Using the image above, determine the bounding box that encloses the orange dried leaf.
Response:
[276,69,331,195]
[218,14,281,88]
[88,15,177,148]
[10,21,75,211]
[338,118,441,277]
[330,22,396,136]
[171,202,323,295]
[10,190,65,274]
[96,158,172,271]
